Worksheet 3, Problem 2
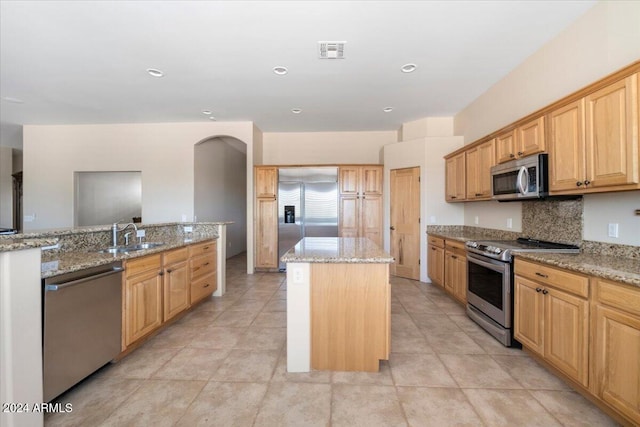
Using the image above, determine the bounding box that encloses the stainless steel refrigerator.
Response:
[278,167,339,270]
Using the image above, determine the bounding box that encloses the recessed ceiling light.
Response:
[146,68,164,77]
[1,96,24,104]
[202,110,212,115]
[273,66,288,75]
[383,107,393,113]
[209,116,217,121]
[401,63,417,73]
[291,108,302,114]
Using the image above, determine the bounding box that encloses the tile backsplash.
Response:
[521,198,583,245]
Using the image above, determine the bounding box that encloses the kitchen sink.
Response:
[96,242,165,254]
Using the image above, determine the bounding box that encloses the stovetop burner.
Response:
[465,237,579,261]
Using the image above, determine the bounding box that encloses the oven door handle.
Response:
[467,253,507,274]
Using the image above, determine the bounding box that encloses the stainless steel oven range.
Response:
[465,238,579,347]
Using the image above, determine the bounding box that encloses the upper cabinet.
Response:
[496,117,545,164]
[255,167,278,198]
[549,73,639,194]
[466,139,495,200]
[445,152,466,202]
[338,165,383,246]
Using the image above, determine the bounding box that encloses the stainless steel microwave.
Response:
[491,153,549,201]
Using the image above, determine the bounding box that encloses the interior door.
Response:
[390,167,420,279]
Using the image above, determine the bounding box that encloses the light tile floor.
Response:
[45,253,619,426]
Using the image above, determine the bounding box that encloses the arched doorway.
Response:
[194,136,247,258]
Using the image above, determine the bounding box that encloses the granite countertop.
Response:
[427,231,639,288]
[41,234,218,278]
[281,237,394,264]
[0,238,59,252]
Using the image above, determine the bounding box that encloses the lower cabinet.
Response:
[123,240,218,349]
[514,259,589,387]
[444,240,467,304]
[591,279,640,425]
[124,254,163,346]
[427,236,445,287]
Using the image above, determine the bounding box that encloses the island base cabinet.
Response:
[310,263,389,372]
[124,261,163,347]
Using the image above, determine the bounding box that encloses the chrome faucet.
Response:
[111,222,138,247]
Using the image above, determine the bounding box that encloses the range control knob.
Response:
[466,241,478,248]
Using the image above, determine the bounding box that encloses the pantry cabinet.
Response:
[338,165,383,247]
[254,166,279,270]
[514,259,589,387]
[549,73,640,194]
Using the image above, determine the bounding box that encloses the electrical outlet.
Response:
[292,267,304,284]
[507,218,513,229]
[136,229,145,238]
[184,225,193,233]
[474,216,479,225]
[607,223,619,238]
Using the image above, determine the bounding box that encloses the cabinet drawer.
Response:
[427,236,445,248]
[445,239,466,253]
[189,240,216,258]
[515,259,588,298]
[191,272,216,304]
[125,254,162,277]
[594,278,640,317]
[190,253,216,279]
[164,247,188,265]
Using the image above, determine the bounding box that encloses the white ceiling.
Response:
[0,0,596,145]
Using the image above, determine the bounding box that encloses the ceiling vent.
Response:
[318,41,346,59]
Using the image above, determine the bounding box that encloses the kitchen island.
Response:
[281,237,394,373]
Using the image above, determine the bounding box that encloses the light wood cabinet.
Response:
[189,240,217,304]
[591,279,640,425]
[162,248,189,322]
[444,240,467,304]
[445,153,466,202]
[514,259,589,387]
[427,236,445,287]
[124,254,163,346]
[516,116,546,158]
[338,165,383,247]
[496,129,516,164]
[255,166,279,269]
[466,139,495,200]
[550,73,640,194]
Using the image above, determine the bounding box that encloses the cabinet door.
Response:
[191,272,217,304]
[445,153,466,201]
[477,139,495,197]
[544,287,589,387]
[465,146,480,199]
[427,245,444,287]
[163,260,189,321]
[339,166,360,195]
[255,197,278,268]
[514,275,544,355]
[586,74,639,189]
[255,167,278,198]
[338,195,359,238]
[443,251,456,294]
[517,116,546,158]
[361,194,382,246]
[125,269,163,345]
[361,166,383,195]
[592,304,640,425]
[496,130,516,164]
[452,253,467,304]
[549,99,586,192]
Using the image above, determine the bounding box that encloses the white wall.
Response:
[194,138,247,258]
[262,131,396,165]
[0,147,13,228]
[584,191,640,246]
[22,121,254,229]
[454,0,640,245]
[383,133,464,282]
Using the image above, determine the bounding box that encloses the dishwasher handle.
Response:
[45,267,123,291]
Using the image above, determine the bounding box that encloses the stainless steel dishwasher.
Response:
[43,261,123,402]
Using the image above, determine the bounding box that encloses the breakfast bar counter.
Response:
[281,237,394,373]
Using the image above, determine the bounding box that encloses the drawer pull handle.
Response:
[535,272,548,278]
[542,289,549,295]
[451,255,457,259]
[203,262,210,266]
[204,246,210,250]
[536,288,542,293]
[203,283,210,288]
